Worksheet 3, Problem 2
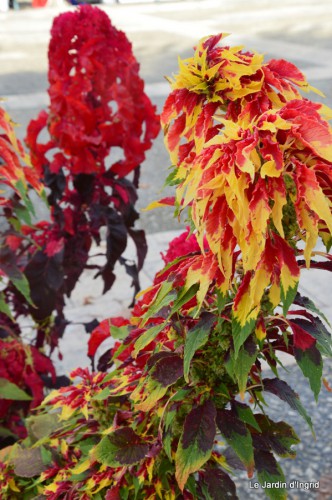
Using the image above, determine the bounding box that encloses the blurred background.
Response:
[1,0,332,234]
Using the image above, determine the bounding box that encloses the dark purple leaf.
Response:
[263,378,313,432]
[253,414,299,458]
[0,247,22,280]
[25,250,64,320]
[128,228,147,272]
[223,447,246,471]
[254,449,280,476]
[151,353,183,387]
[119,256,140,305]
[97,348,114,372]
[216,408,247,438]
[297,259,332,272]
[294,292,330,324]
[200,468,238,499]
[109,428,149,465]
[73,173,95,202]
[182,400,216,453]
[84,319,100,334]
[105,208,128,269]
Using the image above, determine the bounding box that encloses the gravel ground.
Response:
[233,357,332,500]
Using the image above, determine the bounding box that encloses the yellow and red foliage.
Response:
[1,32,332,500]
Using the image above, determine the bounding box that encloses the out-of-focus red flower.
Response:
[0,338,56,438]
[26,5,159,177]
[161,227,201,265]
[88,316,130,357]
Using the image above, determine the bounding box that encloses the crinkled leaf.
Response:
[26,413,60,442]
[175,400,216,490]
[11,446,46,478]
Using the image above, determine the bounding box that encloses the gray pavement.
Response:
[1,2,332,498]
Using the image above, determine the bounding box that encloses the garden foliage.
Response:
[0,5,159,444]
[1,32,332,500]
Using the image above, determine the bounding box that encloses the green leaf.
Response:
[95,428,149,468]
[132,321,167,358]
[232,315,256,359]
[232,401,261,433]
[14,202,32,226]
[0,426,16,438]
[183,312,215,382]
[110,324,129,340]
[281,280,298,317]
[40,446,53,466]
[26,413,59,442]
[254,449,287,500]
[164,167,182,187]
[0,292,12,318]
[263,378,314,434]
[216,407,254,476]
[227,337,257,396]
[175,400,216,490]
[11,274,34,306]
[170,284,199,315]
[294,345,322,401]
[141,280,175,325]
[0,378,32,401]
[216,290,228,315]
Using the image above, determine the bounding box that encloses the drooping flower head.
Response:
[27,4,159,177]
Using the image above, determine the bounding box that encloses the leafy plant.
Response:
[1,33,332,499]
[0,5,159,445]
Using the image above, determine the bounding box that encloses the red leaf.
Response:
[289,320,317,351]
